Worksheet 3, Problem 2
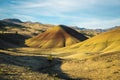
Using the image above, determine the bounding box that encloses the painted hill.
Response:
[25,25,88,48]
[59,27,120,59]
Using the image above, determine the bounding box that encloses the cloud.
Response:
[0,0,120,29]
[11,0,120,10]
[10,0,97,13]
[9,0,120,18]
[72,18,120,29]
[12,14,38,22]
[8,0,98,19]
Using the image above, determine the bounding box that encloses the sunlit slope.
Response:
[64,27,120,58]
[61,51,120,80]
[26,25,88,48]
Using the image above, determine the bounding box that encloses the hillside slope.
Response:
[0,19,53,37]
[0,33,28,48]
[0,39,17,49]
[61,51,120,80]
[58,27,120,59]
[25,25,88,48]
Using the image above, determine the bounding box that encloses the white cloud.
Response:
[13,14,38,22]
[72,18,120,29]
[10,0,120,17]
[1,0,120,29]
[9,0,97,20]
[11,0,97,13]
[12,0,120,10]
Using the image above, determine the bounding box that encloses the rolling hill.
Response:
[25,25,88,48]
[0,18,120,80]
[0,18,104,38]
[64,27,120,59]
[0,18,53,37]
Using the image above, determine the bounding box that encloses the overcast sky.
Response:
[0,0,120,29]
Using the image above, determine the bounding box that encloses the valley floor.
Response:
[0,48,120,80]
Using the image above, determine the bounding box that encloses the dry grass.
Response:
[61,52,120,80]
[2,48,120,80]
[52,27,120,59]
[0,50,63,80]
[0,63,57,80]
[1,21,120,80]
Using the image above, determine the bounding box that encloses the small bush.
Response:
[106,59,112,62]
[0,68,3,74]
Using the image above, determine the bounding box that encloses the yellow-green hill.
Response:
[25,25,88,48]
[60,27,120,59]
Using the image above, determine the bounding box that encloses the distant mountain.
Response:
[25,25,88,48]
[70,26,86,30]
[106,26,120,31]
[71,26,105,38]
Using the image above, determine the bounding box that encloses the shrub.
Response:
[106,59,112,62]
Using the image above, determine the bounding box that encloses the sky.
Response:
[0,0,120,29]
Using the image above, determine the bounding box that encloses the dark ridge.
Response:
[0,20,25,29]
[59,25,88,41]
[2,18,23,23]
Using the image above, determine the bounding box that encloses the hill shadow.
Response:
[0,52,91,80]
[0,20,25,29]
[0,33,29,49]
[59,25,88,41]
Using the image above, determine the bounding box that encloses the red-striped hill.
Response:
[25,25,88,48]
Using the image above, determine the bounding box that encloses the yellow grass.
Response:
[61,52,120,80]
[55,27,120,59]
